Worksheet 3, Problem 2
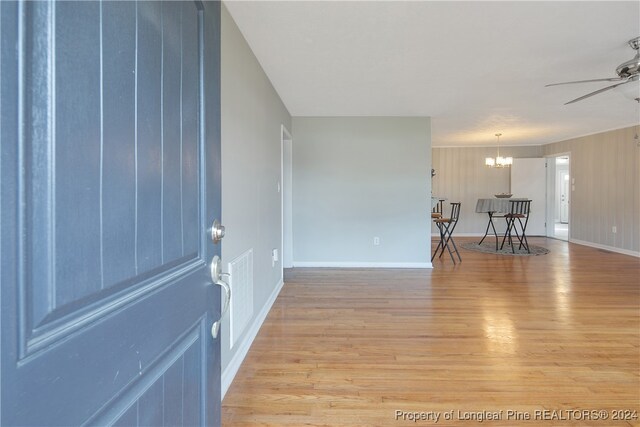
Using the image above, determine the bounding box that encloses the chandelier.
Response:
[485,133,512,168]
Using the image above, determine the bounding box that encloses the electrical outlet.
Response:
[612,226,617,234]
[373,237,380,246]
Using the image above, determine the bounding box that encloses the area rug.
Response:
[461,241,550,256]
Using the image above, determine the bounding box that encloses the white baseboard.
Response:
[221,278,284,399]
[292,261,432,269]
[570,238,640,258]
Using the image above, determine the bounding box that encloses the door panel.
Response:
[161,0,185,264]
[102,0,137,289]
[182,4,200,257]
[1,1,222,425]
[54,1,103,305]
[137,0,164,275]
[86,320,205,426]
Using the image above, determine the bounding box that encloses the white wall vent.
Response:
[228,249,253,349]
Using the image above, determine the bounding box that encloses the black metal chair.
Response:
[432,202,462,263]
[500,199,532,253]
[431,198,445,219]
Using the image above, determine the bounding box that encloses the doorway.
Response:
[281,125,293,271]
[546,154,571,241]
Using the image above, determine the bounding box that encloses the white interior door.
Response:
[546,157,556,238]
[511,158,547,236]
[560,171,570,223]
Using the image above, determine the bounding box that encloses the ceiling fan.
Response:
[546,36,640,105]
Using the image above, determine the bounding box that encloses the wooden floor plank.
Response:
[222,238,640,426]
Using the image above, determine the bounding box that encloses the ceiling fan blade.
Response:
[545,77,626,87]
[564,79,631,105]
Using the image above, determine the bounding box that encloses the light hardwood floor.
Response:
[222,238,640,426]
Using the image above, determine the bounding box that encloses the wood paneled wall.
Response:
[431,145,543,235]
[432,126,639,255]
[543,126,640,254]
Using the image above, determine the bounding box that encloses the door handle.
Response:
[209,255,231,339]
[210,219,225,244]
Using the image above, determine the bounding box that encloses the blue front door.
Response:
[1,1,222,425]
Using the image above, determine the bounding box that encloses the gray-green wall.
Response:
[543,126,640,254]
[220,5,292,395]
[292,117,431,267]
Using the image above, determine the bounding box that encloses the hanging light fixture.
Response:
[485,133,513,168]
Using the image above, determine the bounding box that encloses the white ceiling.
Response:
[224,1,640,147]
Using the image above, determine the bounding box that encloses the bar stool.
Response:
[432,202,462,264]
[431,198,444,219]
[500,199,532,253]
